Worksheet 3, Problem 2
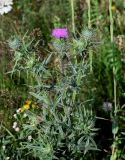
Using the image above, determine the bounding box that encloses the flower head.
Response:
[103,102,112,112]
[20,104,30,113]
[52,28,68,39]
[13,114,17,118]
[0,0,13,15]
[25,100,32,105]
[28,135,32,142]
[15,127,20,132]
[23,104,30,110]
[16,108,21,113]
[111,5,117,11]
[12,122,17,129]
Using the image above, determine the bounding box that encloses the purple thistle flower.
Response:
[52,28,68,39]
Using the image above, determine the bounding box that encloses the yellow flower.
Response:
[25,100,32,105]
[111,5,116,11]
[20,108,25,113]
[23,104,30,110]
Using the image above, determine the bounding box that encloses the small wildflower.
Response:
[0,0,13,15]
[20,104,30,113]
[2,145,6,150]
[13,122,17,125]
[13,114,17,118]
[23,104,30,110]
[52,28,68,39]
[111,5,117,11]
[15,127,20,132]
[16,108,21,113]
[25,100,32,105]
[6,157,10,160]
[103,102,112,112]
[12,122,17,129]
[28,135,32,142]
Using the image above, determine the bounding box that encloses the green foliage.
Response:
[1,28,98,159]
[1,0,125,160]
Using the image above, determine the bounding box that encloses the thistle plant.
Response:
[6,27,99,159]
